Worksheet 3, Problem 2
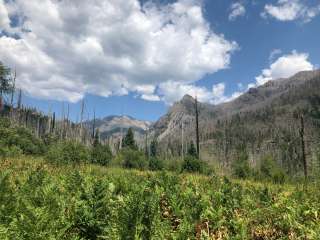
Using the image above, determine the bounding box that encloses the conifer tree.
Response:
[122,128,137,150]
[187,141,197,158]
[150,139,158,157]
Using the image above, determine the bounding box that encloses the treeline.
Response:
[0,116,215,177]
[0,61,94,146]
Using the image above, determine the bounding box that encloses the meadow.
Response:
[1,157,319,240]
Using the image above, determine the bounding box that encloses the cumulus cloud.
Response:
[269,49,282,62]
[158,81,240,105]
[255,51,314,86]
[0,0,237,103]
[262,0,320,22]
[229,2,246,21]
[0,0,10,31]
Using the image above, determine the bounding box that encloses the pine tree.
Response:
[187,141,197,158]
[150,139,158,157]
[122,128,137,150]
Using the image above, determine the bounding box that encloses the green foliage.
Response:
[232,150,251,179]
[0,118,45,156]
[90,130,113,166]
[122,127,137,150]
[150,139,158,157]
[182,155,201,173]
[149,157,164,171]
[0,145,22,159]
[91,143,113,166]
[120,148,148,170]
[164,157,182,173]
[259,155,286,184]
[1,158,320,239]
[187,141,197,158]
[46,141,89,165]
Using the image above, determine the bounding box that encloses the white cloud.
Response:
[255,51,314,86]
[141,94,161,102]
[158,81,240,105]
[0,0,237,103]
[262,0,320,22]
[269,49,282,62]
[229,2,246,21]
[0,0,10,31]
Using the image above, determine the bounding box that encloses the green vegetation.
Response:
[1,114,320,239]
[0,158,319,239]
[0,118,45,158]
[232,150,251,179]
[46,141,90,165]
[90,131,112,166]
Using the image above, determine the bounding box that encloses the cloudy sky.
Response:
[0,0,319,121]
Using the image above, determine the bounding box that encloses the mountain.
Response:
[151,69,320,175]
[85,115,151,140]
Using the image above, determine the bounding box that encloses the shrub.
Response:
[164,157,182,173]
[182,156,201,173]
[0,118,45,155]
[149,157,164,171]
[0,144,23,159]
[120,148,147,170]
[91,144,113,166]
[232,151,251,179]
[46,141,89,165]
[260,155,286,184]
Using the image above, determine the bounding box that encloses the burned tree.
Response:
[195,96,200,159]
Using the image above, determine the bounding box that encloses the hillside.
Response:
[84,115,151,139]
[151,69,320,175]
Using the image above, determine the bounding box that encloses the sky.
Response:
[0,0,319,121]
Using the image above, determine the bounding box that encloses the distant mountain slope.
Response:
[85,115,151,139]
[153,69,320,138]
[151,69,320,173]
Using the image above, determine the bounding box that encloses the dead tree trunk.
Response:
[300,114,307,179]
[195,96,200,159]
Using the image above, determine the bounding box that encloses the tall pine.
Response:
[122,128,137,150]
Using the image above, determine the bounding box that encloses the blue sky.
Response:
[0,0,319,121]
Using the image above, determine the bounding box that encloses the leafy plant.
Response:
[120,148,147,170]
[46,141,89,165]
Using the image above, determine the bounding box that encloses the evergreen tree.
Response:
[150,139,158,157]
[122,128,137,150]
[91,130,112,166]
[187,141,197,158]
[181,141,201,173]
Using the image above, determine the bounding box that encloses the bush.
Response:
[120,148,147,170]
[164,157,182,173]
[260,155,286,184]
[46,141,89,165]
[0,118,45,155]
[182,156,201,173]
[91,144,113,166]
[149,157,164,171]
[232,151,251,179]
[0,144,23,159]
